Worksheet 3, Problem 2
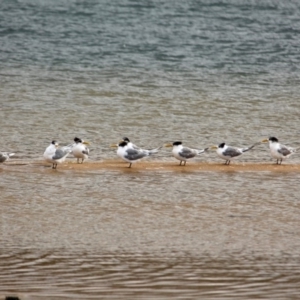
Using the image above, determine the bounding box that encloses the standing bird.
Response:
[261,137,296,164]
[111,140,159,168]
[211,142,259,165]
[43,140,73,169]
[164,141,208,166]
[0,152,15,163]
[122,137,161,154]
[72,137,90,163]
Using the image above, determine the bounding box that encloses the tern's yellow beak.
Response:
[164,143,173,148]
[210,145,218,150]
[110,143,119,148]
[261,139,269,143]
[83,141,90,145]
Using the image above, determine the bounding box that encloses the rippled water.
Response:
[1,167,300,299]
[1,0,300,299]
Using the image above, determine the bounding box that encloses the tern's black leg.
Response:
[179,161,182,166]
[228,160,231,165]
[184,161,187,166]
[128,163,132,168]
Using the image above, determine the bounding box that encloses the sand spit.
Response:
[3,160,300,173]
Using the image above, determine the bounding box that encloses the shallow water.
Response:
[1,0,300,299]
[1,166,300,299]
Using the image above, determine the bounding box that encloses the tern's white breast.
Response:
[72,144,88,159]
[172,145,185,161]
[44,144,56,163]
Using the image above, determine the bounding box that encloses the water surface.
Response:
[1,0,300,299]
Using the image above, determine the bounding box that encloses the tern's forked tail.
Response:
[241,142,261,153]
[197,147,209,155]
[148,146,162,155]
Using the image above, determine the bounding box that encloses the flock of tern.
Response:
[0,136,297,169]
[111,137,296,168]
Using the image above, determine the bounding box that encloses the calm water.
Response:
[1,0,300,299]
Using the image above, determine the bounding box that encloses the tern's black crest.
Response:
[51,140,57,145]
[269,137,278,143]
[74,137,82,143]
[173,141,182,146]
[123,137,130,142]
[218,143,226,148]
[119,141,128,147]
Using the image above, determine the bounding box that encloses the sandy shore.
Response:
[5,160,300,173]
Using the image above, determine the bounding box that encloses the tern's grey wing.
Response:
[52,149,68,160]
[131,143,141,150]
[180,147,197,159]
[223,147,242,158]
[278,146,291,156]
[125,148,147,161]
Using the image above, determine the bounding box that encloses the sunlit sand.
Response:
[5,160,300,173]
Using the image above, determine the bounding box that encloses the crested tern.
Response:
[122,137,161,154]
[0,152,15,163]
[211,142,259,165]
[164,141,208,166]
[44,140,73,169]
[111,140,160,168]
[72,137,90,163]
[261,136,296,164]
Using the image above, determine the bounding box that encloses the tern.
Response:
[261,137,296,164]
[44,140,73,169]
[164,141,208,166]
[72,137,90,163]
[211,142,259,165]
[111,140,160,168]
[0,152,15,163]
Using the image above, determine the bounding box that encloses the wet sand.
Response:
[4,159,300,173]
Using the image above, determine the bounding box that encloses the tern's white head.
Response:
[74,137,90,145]
[74,137,82,144]
[164,141,182,148]
[268,137,279,143]
[118,140,128,148]
[218,143,226,149]
[172,141,182,147]
[51,140,59,147]
[261,137,279,144]
[210,142,226,150]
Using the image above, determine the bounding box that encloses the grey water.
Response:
[1,0,300,299]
